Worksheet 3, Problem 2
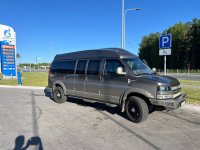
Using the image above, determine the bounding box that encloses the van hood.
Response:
[137,74,180,86]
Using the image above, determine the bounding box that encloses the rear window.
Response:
[51,60,76,73]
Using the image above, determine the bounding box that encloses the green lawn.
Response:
[179,80,200,105]
[0,72,48,87]
[181,87,200,105]
[0,72,199,105]
[179,79,200,86]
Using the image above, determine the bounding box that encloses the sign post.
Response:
[159,34,172,75]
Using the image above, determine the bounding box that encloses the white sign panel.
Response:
[0,24,16,45]
[159,49,171,56]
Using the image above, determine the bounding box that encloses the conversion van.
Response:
[48,48,186,123]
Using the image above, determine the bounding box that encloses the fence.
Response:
[157,69,200,74]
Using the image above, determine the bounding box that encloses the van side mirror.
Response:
[117,67,126,75]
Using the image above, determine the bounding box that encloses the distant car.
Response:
[48,48,186,123]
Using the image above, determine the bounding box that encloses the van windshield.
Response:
[123,58,154,76]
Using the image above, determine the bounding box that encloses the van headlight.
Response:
[157,85,172,99]
[157,85,171,92]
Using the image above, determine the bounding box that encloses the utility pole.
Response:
[121,0,140,49]
[121,0,125,49]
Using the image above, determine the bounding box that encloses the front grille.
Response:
[165,102,174,107]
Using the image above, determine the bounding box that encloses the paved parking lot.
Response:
[0,87,200,150]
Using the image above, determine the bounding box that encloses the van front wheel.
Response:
[125,96,149,123]
[53,86,67,103]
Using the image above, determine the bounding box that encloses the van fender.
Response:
[120,88,154,112]
[52,81,67,95]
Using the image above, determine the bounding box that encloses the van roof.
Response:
[54,48,137,60]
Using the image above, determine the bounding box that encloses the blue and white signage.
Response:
[159,34,172,56]
[0,45,16,76]
[159,34,172,49]
[0,24,17,78]
[159,34,172,75]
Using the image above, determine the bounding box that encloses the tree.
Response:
[16,53,21,59]
[16,53,21,68]
[138,18,200,69]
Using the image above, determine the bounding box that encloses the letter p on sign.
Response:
[159,34,172,49]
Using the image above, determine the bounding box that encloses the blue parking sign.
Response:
[159,34,172,49]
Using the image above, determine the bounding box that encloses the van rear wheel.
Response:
[53,86,67,103]
[125,96,149,123]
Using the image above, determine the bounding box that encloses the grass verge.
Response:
[0,72,48,87]
[179,79,200,86]
[181,87,200,105]
[179,80,200,105]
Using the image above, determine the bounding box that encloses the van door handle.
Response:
[128,79,136,84]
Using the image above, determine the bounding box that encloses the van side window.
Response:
[51,60,76,73]
[76,60,87,74]
[87,60,101,75]
[104,59,124,75]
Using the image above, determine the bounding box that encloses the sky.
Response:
[0,0,200,63]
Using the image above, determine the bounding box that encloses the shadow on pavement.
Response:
[43,88,161,149]
[13,135,43,150]
[163,111,200,126]
[13,91,44,150]
[43,87,155,120]
[66,98,161,150]
[44,87,52,99]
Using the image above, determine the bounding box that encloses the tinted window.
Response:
[123,58,153,75]
[51,60,76,73]
[104,59,124,75]
[76,60,87,74]
[87,60,101,75]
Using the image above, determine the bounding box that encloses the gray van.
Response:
[48,48,186,123]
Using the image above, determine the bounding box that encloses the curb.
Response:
[0,85,45,90]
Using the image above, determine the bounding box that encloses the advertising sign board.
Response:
[0,24,16,78]
[0,45,16,76]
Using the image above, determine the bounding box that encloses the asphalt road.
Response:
[0,87,200,150]
[164,73,200,81]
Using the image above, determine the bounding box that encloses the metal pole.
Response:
[124,11,126,49]
[36,57,37,70]
[121,0,125,49]
[164,55,166,75]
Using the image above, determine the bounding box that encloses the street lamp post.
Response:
[121,0,141,49]
[121,0,125,49]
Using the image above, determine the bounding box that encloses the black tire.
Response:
[53,86,67,103]
[125,96,149,123]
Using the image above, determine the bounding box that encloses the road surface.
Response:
[0,87,200,150]
[164,73,200,81]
